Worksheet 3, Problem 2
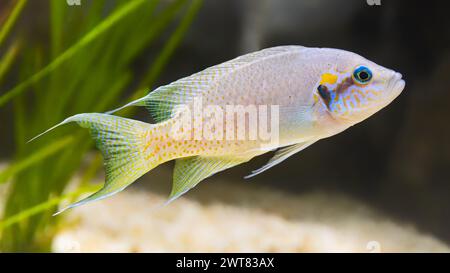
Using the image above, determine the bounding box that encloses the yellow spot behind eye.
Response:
[320,73,338,85]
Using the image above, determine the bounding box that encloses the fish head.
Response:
[313,49,405,124]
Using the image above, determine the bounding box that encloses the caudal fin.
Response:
[32,113,154,215]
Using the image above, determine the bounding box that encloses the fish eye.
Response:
[352,66,372,84]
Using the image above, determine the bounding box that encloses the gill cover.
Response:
[315,65,384,121]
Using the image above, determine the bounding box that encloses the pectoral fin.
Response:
[244,140,317,179]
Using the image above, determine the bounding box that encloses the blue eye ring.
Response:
[352,66,373,85]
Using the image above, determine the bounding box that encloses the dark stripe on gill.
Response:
[317,84,331,109]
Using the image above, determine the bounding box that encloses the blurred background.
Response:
[0,0,449,252]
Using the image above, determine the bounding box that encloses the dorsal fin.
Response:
[107,46,305,122]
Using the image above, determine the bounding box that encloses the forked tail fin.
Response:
[32,113,155,215]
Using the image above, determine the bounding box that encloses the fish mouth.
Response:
[385,72,405,104]
[389,72,405,93]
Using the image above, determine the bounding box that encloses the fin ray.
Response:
[48,113,155,214]
[245,140,317,179]
[166,155,254,204]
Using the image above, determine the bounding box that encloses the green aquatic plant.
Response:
[0,0,202,251]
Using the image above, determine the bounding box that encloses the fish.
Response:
[32,46,405,214]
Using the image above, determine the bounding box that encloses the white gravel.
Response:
[52,176,449,253]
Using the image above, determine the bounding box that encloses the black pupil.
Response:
[359,71,369,81]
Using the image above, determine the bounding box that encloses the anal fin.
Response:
[166,155,254,204]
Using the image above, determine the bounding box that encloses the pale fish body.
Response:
[34,46,405,213]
